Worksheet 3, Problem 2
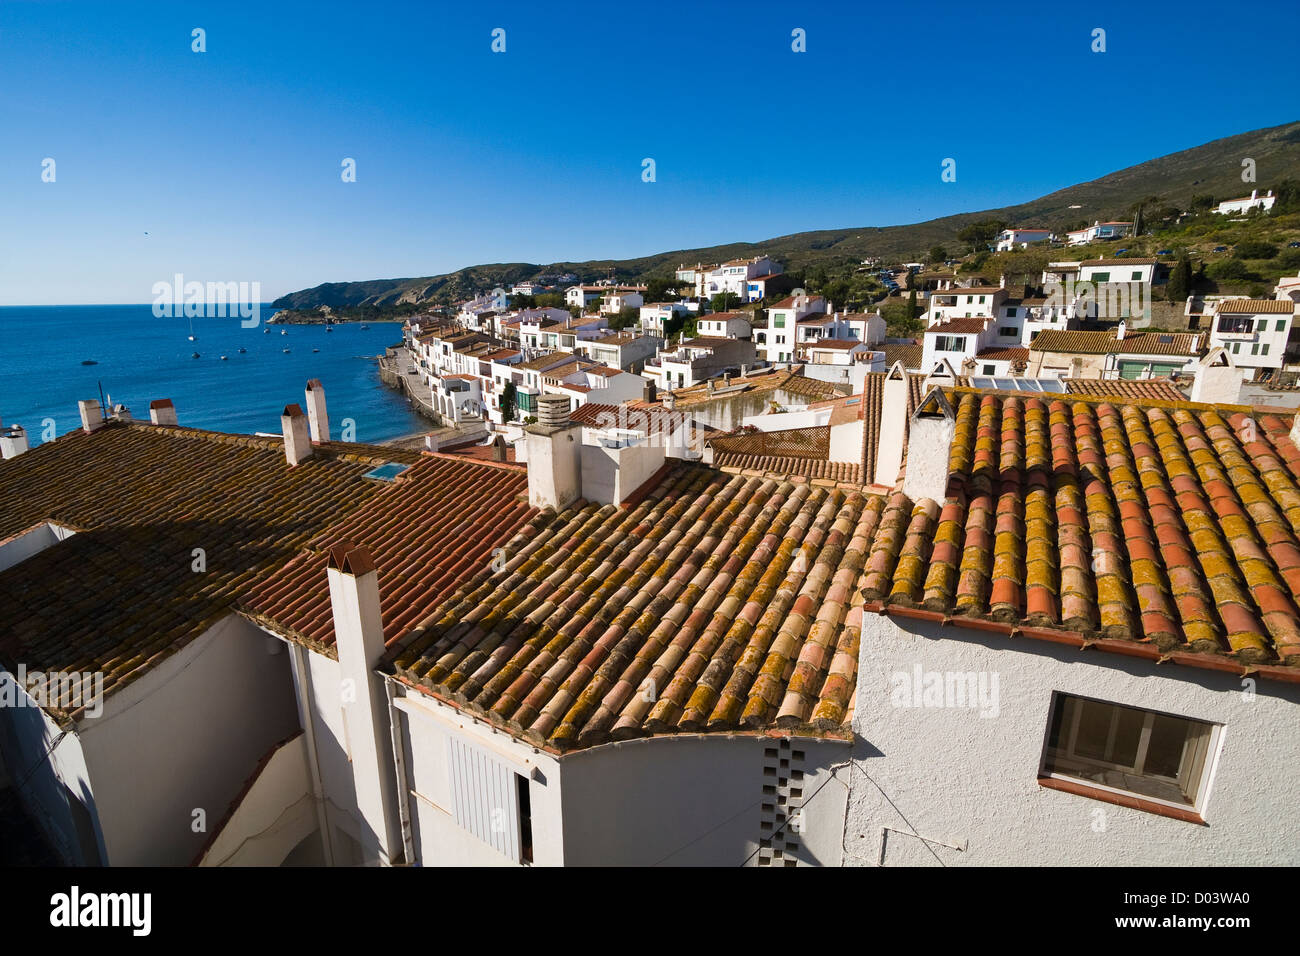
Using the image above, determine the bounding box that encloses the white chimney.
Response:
[874,362,909,486]
[281,404,313,465]
[1,424,29,459]
[305,379,330,442]
[525,395,582,509]
[78,400,104,433]
[325,543,403,866]
[902,389,957,503]
[1116,320,1126,341]
[1190,347,1240,405]
[1251,189,1258,200]
[149,399,178,426]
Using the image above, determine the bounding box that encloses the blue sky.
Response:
[3,0,1298,304]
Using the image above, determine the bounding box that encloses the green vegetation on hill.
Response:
[272,121,1300,316]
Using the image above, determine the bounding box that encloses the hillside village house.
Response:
[639,302,691,336]
[600,289,644,315]
[642,336,758,390]
[1027,326,1205,380]
[3,371,1299,867]
[575,330,664,373]
[758,294,828,364]
[1215,188,1276,216]
[696,311,753,339]
[564,285,646,310]
[699,257,783,301]
[995,228,1054,251]
[1205,298,1298,381]
[745,272,795,302]
[1066,221,1132,245]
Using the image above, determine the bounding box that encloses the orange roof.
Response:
[1215,299,1295,315]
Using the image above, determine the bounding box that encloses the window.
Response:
[1217,316,1253,334]
[1042,693,1216,809]
[1252,343,1260,355]
[1092,271,1110,282]
[773,314,786,328]
[1262,344,1270,355]
[1000,326,1019,337]
[1277,319,1288,332]
[1131,271,1142,280]
[1232,342,1241,354]
[1256,318,1268,332]
[979,296,986,305]
[934,335,966,352]
[982,364,996,374]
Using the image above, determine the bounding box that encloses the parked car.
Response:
[1213,246,1229,253]
[1289,241,1300,248]
[1157,249,1173,255]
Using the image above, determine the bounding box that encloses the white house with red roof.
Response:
[758,293,827,364]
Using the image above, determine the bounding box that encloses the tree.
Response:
[500,381,517,422]
[609,306,640,330]
[907,288,918,320]
[1233,240,1278,260]
[956,219,1005,252]
[1132,204,1144,237]
[645,277,679,303]
[929,245,947,263]
[1189,194,1215,212]
[710,292,741,312]
[1166,254,1193,304]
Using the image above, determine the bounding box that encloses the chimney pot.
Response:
[281,403,313,465]
[78,400,104,434]
[305,379,331,442]
[536,394,571,429]
[149,399,178,426]
[0,424,29,459]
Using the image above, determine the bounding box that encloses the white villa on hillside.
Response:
[1215,189,1275,216]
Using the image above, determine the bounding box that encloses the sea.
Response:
[0,305,427,446]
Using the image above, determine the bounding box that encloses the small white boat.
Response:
[220,355,228,361]
[280,329,288,336]
[283,348,291,354]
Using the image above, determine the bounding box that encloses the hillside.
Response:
[273,121,1300,311]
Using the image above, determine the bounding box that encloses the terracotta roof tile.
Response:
[389,467,885,748]
[0,422,417,718]
[240,454,535,655]
[867,390,1300,670]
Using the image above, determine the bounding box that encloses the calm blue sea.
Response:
[0,305,426,446]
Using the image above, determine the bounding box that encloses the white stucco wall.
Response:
[197,733,316,866]
[390,683,850,866]
[66,614,301,865]
[391,688,564,866]
[559,734,850,867]
[291,645,368,866]
[0,673,99,864]
[846,613,1300,865]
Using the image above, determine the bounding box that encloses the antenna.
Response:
[98,380,108,417]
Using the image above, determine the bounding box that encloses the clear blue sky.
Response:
[3,0,1298,304]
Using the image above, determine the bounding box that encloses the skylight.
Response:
[970,377,1066,393]
[362,462,411,482]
